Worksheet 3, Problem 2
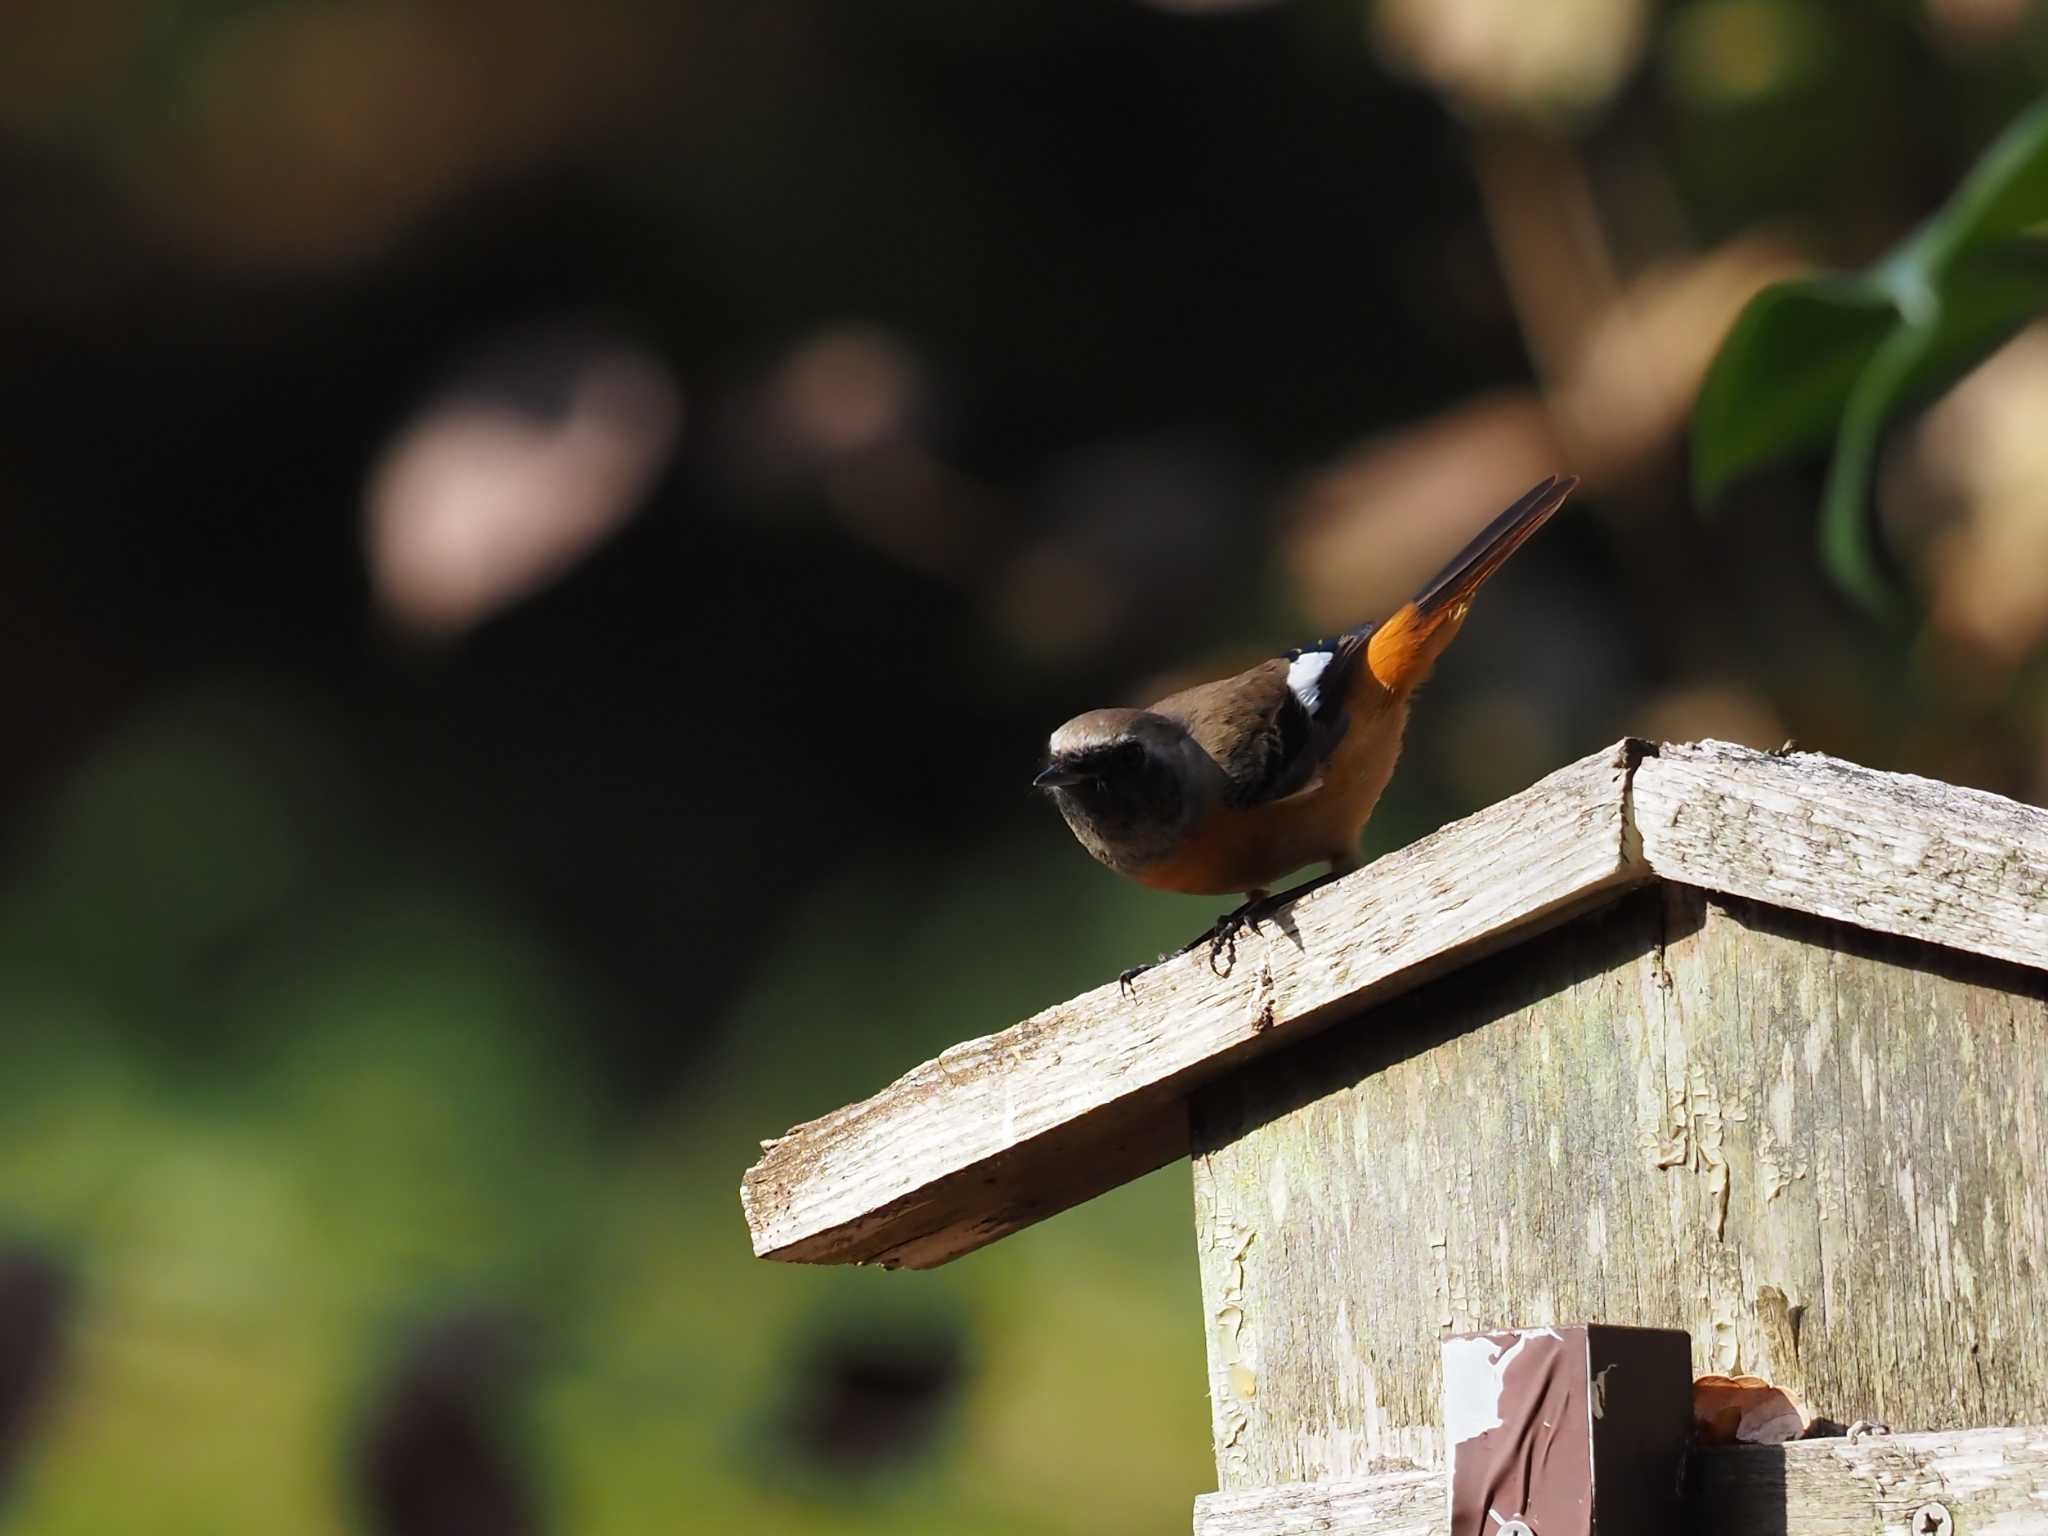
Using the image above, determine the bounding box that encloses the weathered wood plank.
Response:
[1191,1467,1441,1536]
[1634,741,2048,972]
[1189,886,2048,1486]
[744,739,2048,1271]
[742,741,1645,1268]
[1192,1427,2048,1536]
[1688,1425,2048,1535]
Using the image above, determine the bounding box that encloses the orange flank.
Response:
[1129,684,1411,896]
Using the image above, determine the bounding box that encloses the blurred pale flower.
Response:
[1281,394,1562,632]
[1901,321,2048,667]
[366,336,682,636]
[1555,235,1802,478]
[774,327,922,459]
[1371,0,1649,120]
[725,324,1011,583]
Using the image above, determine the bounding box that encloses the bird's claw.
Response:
[1118,951,1174,996]
[1201,891,1280,976]
[1206,910,1254,974]
[1119,888,1285,992]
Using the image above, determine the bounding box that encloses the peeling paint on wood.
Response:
[1189,886,2048,1487]
[1191,1427,2048,1536]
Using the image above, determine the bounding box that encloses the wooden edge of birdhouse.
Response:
[1188,1425,2048,1535]
[739,738,2048,1271]
[1633,740,2048,977]
[740,738,1650,1268]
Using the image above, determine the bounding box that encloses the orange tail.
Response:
[1364,474,1577,695]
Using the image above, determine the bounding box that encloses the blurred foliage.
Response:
[0,681,1209,1534]
[1695,93,2048,610]
[7,1,2048,1533]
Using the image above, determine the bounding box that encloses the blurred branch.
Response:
[1470,130,1622,392]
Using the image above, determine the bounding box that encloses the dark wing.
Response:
[1153,625,1373,809]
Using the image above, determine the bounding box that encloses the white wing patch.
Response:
[1286,650,1332,713]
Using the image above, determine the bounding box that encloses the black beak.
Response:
[1033,762,1084,788]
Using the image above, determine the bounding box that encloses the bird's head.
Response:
[1034,709,1205,872]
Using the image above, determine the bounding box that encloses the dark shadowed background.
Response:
[5,0,2048,1530]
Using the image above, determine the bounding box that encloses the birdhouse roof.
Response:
[740,739,2048,1270]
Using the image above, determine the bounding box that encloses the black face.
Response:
[1036,738,1185,839]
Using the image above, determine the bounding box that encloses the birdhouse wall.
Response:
[1187,883,2048,1491]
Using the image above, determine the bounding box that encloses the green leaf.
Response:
[1690,94,2048,614]
[1694,103,2048,509]
[1816,318,1936,616]
[1815,243,2048,613]
[1906,238,2048,383]
[1689,274,1897,506]
[1887,96,2048,281]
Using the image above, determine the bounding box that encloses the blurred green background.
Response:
[6,0,2048,1531]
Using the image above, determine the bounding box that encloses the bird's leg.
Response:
[1204,861,1362,971]
[1118,890,1273,994]
[1203,889,1270,973]
[1120,865,1362,994]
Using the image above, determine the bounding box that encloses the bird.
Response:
[1033,474,1576,982]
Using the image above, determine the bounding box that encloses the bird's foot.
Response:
[1188,873,1357,976]
[1204,868,1356,970]
[1117,896,1272,995]
[1196,889,1288,975]
[1121,870,1353,992]
[1118,955,1171,996]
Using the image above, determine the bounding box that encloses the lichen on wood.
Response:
[1190,884,2048,1487]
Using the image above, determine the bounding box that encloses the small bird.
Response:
[1034,475,1576,976]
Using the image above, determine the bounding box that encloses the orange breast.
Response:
[1134,693,1411,897]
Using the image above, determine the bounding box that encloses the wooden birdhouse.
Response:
[741,740,2048,1534]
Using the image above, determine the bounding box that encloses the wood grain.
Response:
[743,739,2048,1270]
[1634,741,2048,972]
[1189,886,2048,1486]
[742,742,1645,1267]
[1688,1425,2048,1535]
[1192,1427,2048,1536]
[1191,1466,1442,1536]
